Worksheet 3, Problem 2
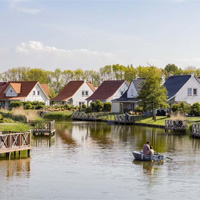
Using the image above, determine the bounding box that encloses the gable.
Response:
[164,75,191,100]
[127,81,138,98]
[5,85,18,97]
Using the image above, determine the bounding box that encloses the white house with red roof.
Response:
[0,81,50,109]
[51,80,95,106]
[86,80,129,103]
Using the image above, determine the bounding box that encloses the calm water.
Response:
[1,121,200,200]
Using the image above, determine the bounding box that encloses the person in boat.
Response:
[150,146,154,155]
[143,141,150,155]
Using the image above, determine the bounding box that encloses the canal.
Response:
[1,121,200,200]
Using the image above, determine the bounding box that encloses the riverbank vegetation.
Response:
[44,111,72,120]
[0,123,30,132]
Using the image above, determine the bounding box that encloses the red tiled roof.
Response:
[0,81,38,100]
[86,80,126,101]
[51,81,94,101]
[9,83,21,93]
[41,84,50,97]
[87,81,96,92]
[0,82,7,93]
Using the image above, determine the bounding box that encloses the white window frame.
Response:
[187,88,192,96]
[82,91,85,96]
[85,91,88,96]
[38,91,40,96]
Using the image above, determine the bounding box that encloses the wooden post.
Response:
[27,149,30,157]
[7,134,11,148]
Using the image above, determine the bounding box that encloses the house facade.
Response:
[164,73,200,105]
[112,78,145,113]
[0,81,50,109]
[51,80,95,106]
[86,80,129,103]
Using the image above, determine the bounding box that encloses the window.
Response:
[33,91,35,95]
[82,91,85,96]
[121,91,123,95]
[38,91,40,95]
[193,88,198,95]
[10,90,12,93]
[85,91,88,96]
[188,88,192,96]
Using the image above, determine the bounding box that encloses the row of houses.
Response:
[0,72,199,112]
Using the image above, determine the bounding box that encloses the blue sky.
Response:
[0,0,200,72]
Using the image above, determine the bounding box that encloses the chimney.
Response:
[191,72,194,77]
[161,75,165,84]
[169,73,173,77]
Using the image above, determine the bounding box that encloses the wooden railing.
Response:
[114,114,135,123]
[30,120,55,132]
[192,123,200,137]
[0,132,31,149]
[165,120,187,132]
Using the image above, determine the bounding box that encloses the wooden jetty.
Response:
[191,123,200,138]
[0,132,31,158]
[165,120,187,133]
[31,120,56,136]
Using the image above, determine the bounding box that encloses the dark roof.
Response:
[86,80,126,101]
[52,81,95,101]
[164,75,191,99]
[132,78,145,92]
[0,81,38,100]
[112,78,145,102]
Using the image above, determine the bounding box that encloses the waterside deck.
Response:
[0,132,31,158]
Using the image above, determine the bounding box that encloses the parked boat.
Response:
[132,151,164,161]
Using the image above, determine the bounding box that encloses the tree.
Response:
[164,64,178,74]
[139,66,169,121]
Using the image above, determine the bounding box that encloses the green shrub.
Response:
[96,100,104,112]
[191,102,200,116]
[85,107,92,113]
[0,114,3,123]
[135,106,143,112]
[9,101,23,109]
[90,102,97,112]
[103,102,111,112]
[82,104,87,109]
[64,104,70,110]
[171,104,180,112]
[24,103,32,110]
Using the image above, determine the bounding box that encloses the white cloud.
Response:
[8,0,40,14]
[0,41,119,71]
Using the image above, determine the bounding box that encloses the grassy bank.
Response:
[0,123,31,132]
[135,116,169,126]
[44,111,72,120]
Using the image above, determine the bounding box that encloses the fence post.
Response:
[7,134,12,148]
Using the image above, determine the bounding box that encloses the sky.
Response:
[0,0,200,72]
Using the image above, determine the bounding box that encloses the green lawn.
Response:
[0,123,31,132]
[135,116,169,126]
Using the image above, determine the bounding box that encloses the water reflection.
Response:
[0,158,30,179]
[33,136,55,147]
[1,122,200,200]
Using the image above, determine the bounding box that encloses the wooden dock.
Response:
[32,120,56,136]
[165,120,187,133]
[0,132,31,158]
[191,123,200,138]
[113,114,135,125]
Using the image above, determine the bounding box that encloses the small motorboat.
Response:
[132,151,164,161]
